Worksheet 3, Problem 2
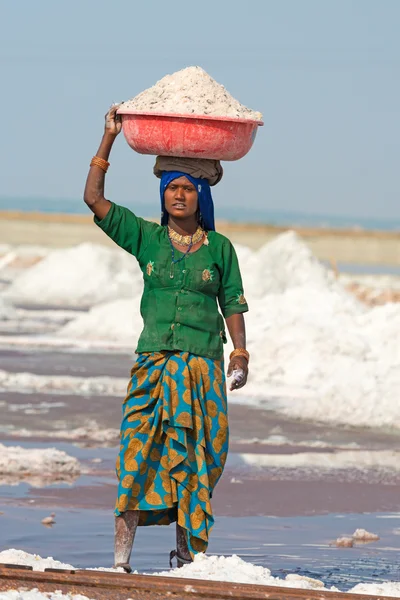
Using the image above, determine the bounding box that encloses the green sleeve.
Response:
[94,203,157,259]
[218,239,249,318]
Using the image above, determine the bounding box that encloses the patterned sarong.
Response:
[115,350,228,556]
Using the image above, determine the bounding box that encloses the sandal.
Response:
[113,562,132,574]
[169,549,193,569]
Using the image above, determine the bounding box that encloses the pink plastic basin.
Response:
[117,110,263,161]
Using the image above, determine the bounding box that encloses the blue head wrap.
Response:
[160,171,215,231]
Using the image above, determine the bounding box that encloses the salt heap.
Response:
[5,243,142,308]
[240,230,359,300]
[58,298,141,343]
[121,66,262,120]
[236,233,400,429]
[0,444,81,477]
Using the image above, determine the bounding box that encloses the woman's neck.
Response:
[168,217,198,236]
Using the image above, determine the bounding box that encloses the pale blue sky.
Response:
[1,0,399,221]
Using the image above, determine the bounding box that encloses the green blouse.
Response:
[95,203,248,359]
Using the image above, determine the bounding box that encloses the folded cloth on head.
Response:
[153,156,223,186]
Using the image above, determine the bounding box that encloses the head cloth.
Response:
[160,171,215,231]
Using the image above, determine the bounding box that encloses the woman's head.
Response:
[163,175,198,222]
[160,171,216,231]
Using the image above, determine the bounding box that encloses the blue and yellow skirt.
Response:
[115,350,228,556]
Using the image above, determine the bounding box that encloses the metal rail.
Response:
[0,564,397,600]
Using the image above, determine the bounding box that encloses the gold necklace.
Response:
[168,225,204,247]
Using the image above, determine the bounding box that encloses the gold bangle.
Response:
[229,348,250,363]
[90,156,110,173]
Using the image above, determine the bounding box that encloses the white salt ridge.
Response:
[5,243,142,308]
[7,400,65,415]
[2,550,400,597]
[0,370,126,397]
[238,436,360,450]
[121,66,262,121]
[239,450,400,471]
[0,445,80,477]
[13,420,119,444]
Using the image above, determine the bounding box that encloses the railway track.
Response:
[0,563,397,600]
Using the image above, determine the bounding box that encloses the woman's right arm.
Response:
[83,105,122,220]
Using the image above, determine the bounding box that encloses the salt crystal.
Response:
[41,516,55,526]
[334,537,354,548]
[285,574,325,588]
[352,528,380,541]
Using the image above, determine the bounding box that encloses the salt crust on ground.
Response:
[2,550,400,597]
[121,66,262,121]
[0,444,80,477]
[2,232,400,429]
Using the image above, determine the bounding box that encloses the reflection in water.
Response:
[0,473,79,487]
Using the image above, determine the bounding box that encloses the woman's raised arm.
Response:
[84,105,122,220]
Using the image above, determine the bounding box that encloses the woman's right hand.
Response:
[104,104,122,136]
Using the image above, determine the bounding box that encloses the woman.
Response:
[84,105,249,572]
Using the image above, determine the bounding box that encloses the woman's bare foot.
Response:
[114,510,139,571]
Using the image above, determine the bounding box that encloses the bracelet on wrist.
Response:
[229,348,250,363]
[90,156,110,173]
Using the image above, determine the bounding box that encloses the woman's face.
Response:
[164,176,198,221]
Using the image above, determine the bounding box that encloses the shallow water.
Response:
[1,506,399,590]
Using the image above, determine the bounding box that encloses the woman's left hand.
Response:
[227,356,248,391]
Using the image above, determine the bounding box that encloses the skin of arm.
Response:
[225,313,248,391]
[83,105,122,220]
